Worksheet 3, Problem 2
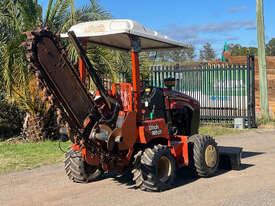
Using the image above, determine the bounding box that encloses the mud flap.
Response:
[218,146,243,170]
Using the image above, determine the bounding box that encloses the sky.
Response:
[39,0,275,57]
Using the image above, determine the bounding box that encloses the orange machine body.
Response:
[74,46,191,171]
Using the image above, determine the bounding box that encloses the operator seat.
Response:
[141,87,166,121]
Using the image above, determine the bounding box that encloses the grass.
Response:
[0,125,253,174]
[199,125,250,137]
[257,117,275,129]
[0,140,71,174]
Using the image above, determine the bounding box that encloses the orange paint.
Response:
[141,118,169,139]
[168,136,189,167]
[180,136,189,166]
[126,148,134,161]
[72,143,80,151]
[137,119,170,144]
[81,148,86,155]
[83,117,90,128]
[131,51,141,122]
[138,126,146,143]
[83,150,101,166]
[78,40,87,85]
[112,83,133,111]
[79,57,86,84]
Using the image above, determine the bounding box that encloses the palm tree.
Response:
[0,0,128,141]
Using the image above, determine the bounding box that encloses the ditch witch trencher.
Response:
[23,19,242,191]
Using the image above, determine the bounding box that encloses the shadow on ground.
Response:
[242,151,264,158]
[108,166,231,192]
[240,163,254,170]
[97,150,261,192]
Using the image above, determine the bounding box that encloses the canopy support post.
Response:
[79,40,87,85]
[130,36,142,123]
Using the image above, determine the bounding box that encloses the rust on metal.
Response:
[118,111,137,150]
[107,128,121,151]
[23,27,95,134]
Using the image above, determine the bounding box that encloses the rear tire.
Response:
[65,147,103,183]
[189,134,219,177]
[132,145,176,192]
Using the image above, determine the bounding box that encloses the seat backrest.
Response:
[141,87,166,120]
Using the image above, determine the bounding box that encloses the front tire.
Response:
[132,145,176,192]
[189,134,219,177]
[65,147,103,183]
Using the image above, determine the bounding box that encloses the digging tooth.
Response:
[61,49,66,55]
[28,62,37,72]
[35,71,41,78]
[57,115,63,125]
[55,36,60,43]
[24,31,35,39]
[26,52,34,62]
[56,108,62,116]
[36,78,42,88]
[45,104,52,114]
[48,94,54,102]
[26,34,36,41]
[48,102,54,109]
[47,94,55,106]
[26,42,33,50]
[37,25,43,32]
[58,43,65,50]
[41,79,47,87]
[41,95,48,102]
[20,42,28,48]
[65,122,71,138]
[22,42,33,51]
[42,87,50,96]
[27,64,32,72]
[31,31,40,37]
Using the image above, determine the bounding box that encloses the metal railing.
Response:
[149,56,256,128]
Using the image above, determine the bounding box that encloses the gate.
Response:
[149,56,256,128]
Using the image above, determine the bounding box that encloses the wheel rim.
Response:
[157,156,172,183]
[205,145,217,168]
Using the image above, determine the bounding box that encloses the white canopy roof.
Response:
[61,19,188,51]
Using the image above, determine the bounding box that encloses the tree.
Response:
[0,0,116,140]
[167,49,187,62]
[200,42,216,61]
[0,92,24,140]
[141,45,196,64]
[266,38,275,56]
[228,44,258,56]
[185,45,196,61]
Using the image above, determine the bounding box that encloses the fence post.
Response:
[150,66,154,86]
[251,56,257,127]
[175,64,179,90]
[247,55,251,128]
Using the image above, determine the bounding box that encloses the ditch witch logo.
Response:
[148,124,162,136]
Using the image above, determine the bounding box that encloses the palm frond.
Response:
[16,0,39,30]
[45,0,54,24]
